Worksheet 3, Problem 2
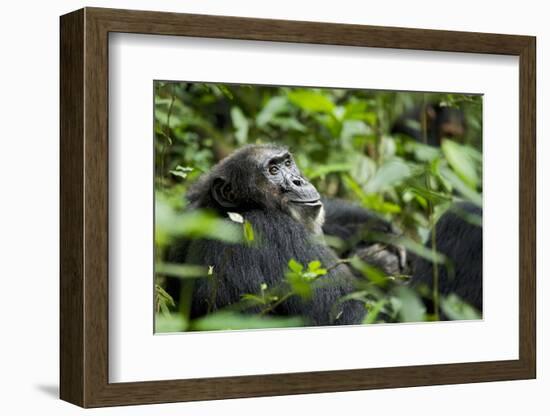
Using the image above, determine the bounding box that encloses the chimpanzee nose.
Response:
[292,178,303,187]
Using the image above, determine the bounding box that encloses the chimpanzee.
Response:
[169,144,369,325]
[167,144,482,325]
[391,103,466,147]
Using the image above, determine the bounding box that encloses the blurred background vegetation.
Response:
[154,81,483,333]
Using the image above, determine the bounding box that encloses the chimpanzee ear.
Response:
[211,177,238,208]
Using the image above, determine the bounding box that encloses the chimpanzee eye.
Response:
[284,159,292,167]
[269,165,279,175]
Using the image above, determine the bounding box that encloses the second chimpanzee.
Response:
[391,103,466,147]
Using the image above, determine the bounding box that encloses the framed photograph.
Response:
[60,7,536,408]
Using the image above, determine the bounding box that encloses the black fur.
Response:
[322,198,409,276]
[177,210,363,325]
[411,203,482,311]
[322,198,394,240]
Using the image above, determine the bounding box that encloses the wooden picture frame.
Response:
[60,7,536,408]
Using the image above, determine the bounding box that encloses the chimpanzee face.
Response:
[257,147,324,234]
[207,145,325,234]
[261,150,320,204]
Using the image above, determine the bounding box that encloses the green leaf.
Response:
[440,166,482,206]
[288,259,304,273]
[343,100,376,124]
[155,313,188,333]
[403,185,452,206]
[155,202,243,244]
[288,90,335,113]
[269,116,307,132]
[392,286,426,322]
[256,96,289,127]
[286,272,313,299]
[405,141,441,162]
[364,159,412,193]
[440,294,481,320]
[308,260,322,271]
[216,84,234,100]
[343,175,402,214]
[243,220,255,243]
[341,120,370,140]
[155,284,175,316]
[190,311,305,331]
[363,299,387,324]
[230,106,249,144]
[441,140,479,189]
[155,263,208,279]
[305,163,353,180]
[349,256,390,287]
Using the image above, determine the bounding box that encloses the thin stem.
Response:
[260,292,294,316]
[325,258,353,273]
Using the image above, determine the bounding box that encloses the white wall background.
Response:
[0,0,546,414]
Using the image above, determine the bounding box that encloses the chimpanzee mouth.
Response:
[289,199,322,206]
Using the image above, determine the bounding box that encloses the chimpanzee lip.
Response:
[289,199,322,206]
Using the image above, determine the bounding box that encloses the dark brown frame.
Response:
[60,7,536,408]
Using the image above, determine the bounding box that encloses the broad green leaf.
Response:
[230,106,249,144]
[155,202,243,244]
[305,163,353,180]
[288,259,304,273]
[343,100,377,125]
[342,175,402,214]
[155,313,188,333]
[392,286,426,322]
[405,141,441,162]
[364,159,412,193]
[256,96,289,127]
[190,311,305,331]
[308,260,322,271]
[155,263,208,279]
[286,272,313,299]
[441,294,481,320]
[288,90,335,113]
[341,120,370,140]
[440,166,482,206]
[441,140,479,189]
[269,116,307,132]
[350,155,377,186]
